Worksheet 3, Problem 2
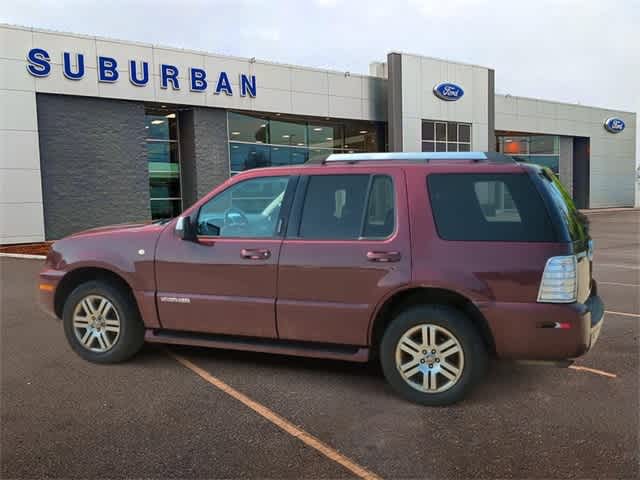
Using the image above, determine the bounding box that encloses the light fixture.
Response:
[144,126,149,129]
[260,123,267,127]
[232,145,239,149]
[151,120,164,125]
[359,130,368,134]
[256,140,263,143]
[161,105,167,108]
[274,147,279,151]
[165,113,176,119]
[282,134,290,138]
[326,137,333,141]
[345,144,349,148]
[231,131,240,135]
[313,127,323,132]
[297,142,304,146]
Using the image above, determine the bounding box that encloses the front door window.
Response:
[197,176,290,237]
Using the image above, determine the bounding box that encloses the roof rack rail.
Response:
[311,152,516,164]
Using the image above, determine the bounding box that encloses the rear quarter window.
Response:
[426,173,557,242]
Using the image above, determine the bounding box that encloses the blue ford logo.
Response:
[433,82,464,101]
[604,117,625,133]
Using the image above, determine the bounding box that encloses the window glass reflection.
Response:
[422,120,471,153]
[270,120,307,146]
[146,142,179,163]
[309,124,343,149]
[458,124,471,143]
[230,143,271,171]
[227,112,385,173]
[145,109,181,220]
[497,135,560,173]
[150,199,182,219]
[145,114,177,140]
[228,112,269,143]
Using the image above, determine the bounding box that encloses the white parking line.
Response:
[169,350,382,480]
[568,365,617,378]
[0,253,46,260]
[599,281,640,287]
[605,310,640,318]
[597,263,640,270]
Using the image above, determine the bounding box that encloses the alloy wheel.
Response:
[72,295,121,353]
[395,324,465,393]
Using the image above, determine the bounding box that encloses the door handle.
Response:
[240,248,271,260]
[366,251,401,263]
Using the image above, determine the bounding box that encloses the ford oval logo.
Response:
[433,82,464,101]
[604,117,625,133]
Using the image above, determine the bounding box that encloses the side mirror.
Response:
[175,216,197,241]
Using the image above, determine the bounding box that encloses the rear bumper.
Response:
[482,291,605,360]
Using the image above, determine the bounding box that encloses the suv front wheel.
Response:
[380,305,487,406]
[62,281,145,363]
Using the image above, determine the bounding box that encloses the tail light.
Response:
[537,255,577,303]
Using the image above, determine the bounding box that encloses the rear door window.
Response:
[297,174,395,240]
[427,173,557,241]
[539,168,587,243]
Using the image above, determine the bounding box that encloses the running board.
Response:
[145,329,370,363]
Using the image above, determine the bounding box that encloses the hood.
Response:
[69,221,163,238]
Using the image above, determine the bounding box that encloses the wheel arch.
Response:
[54,267,136,319]
[369,286,495,358]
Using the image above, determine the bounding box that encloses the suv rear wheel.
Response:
[380,305,487,406]
[62,281,145,363]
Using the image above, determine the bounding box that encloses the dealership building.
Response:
[0,23,637,244]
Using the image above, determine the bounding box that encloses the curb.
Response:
[0,253,46,260]
[580,208,640,214]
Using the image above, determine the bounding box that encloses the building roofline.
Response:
[387,50,494,71]
[495,92,637,116]
[0,22,381,81]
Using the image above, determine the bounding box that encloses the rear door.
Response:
[275,168,411,346]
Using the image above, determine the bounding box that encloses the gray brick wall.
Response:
[37,94,149,240]
[179,107,229,208]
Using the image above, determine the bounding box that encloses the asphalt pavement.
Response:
[1,210,638,479]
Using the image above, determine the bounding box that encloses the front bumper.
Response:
[482,289,605,360]
[38,268,64,318]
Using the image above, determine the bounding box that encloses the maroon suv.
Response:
[39,152,604,405]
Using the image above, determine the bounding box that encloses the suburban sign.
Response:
[25,48,257,97]
[433,82,464,101]
[603,117,625,134]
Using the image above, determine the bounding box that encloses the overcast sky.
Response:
[3,0,639,162]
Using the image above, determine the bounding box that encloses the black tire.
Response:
[380,305,487,406]
[62,280,145,363]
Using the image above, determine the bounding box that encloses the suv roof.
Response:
[313,151,517,165]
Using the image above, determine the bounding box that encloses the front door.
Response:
[155,174,293,338]
[276,169,411,346]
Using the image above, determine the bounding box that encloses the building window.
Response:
[145,110,182,219]
[228,112,385,175]
[497,135,560,173]
[422,121,472,153]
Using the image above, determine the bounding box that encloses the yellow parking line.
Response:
[568,365,617,379]
[168,350,382,480]
[605,310,640,318]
